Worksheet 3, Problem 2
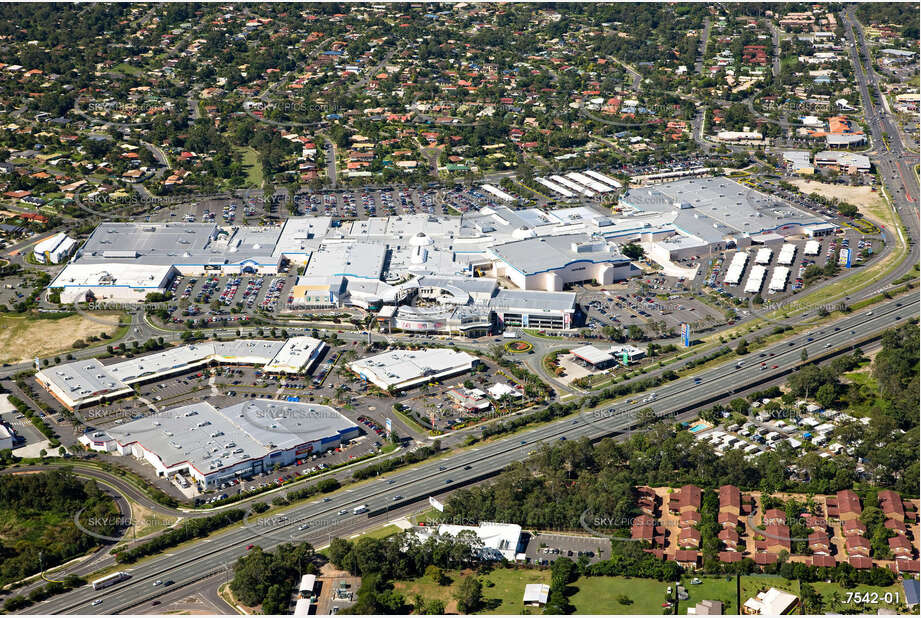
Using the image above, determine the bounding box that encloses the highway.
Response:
[28,295,916,615]
[843,8,919,212]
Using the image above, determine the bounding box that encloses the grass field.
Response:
[394,567,552,615]
[392,569,917,615]
[238,146,264,187]
[129,499,178,540]
[569,575,670,614]
[741,574,799,601]
[113,62,143,76]
[680,575,738,614]
[790,180,887,224]
[0,313,122,363]
[811,580,908,613]
[349,523,401,542]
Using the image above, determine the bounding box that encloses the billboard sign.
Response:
[681,323,692,347]
[838,248,851,268]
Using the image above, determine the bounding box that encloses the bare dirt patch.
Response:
[790,179,888,226]
[0,313,120,363]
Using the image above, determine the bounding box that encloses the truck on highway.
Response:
[353,504,369,515]
[92,572,131,590]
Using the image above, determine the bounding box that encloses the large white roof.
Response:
[105,399,357,473]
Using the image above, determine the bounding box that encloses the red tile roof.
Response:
[848,556,873,570]
[754,552,779,565]
[670,485,702,511]
[719,485,741,511]
[836,489,863,516]
[674,550,700,564]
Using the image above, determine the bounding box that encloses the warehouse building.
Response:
[36,336,325,409]
[348,348,477,391]
[620,177,826,240]
[813,151,871,172]
[79,400,359,490]
[33,232,77,264]
[49,178,833,309]
[488,234,631,291]
[410,522,523,561]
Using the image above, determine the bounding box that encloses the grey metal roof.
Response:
[38,359,126,400]
[106,400,357,471]
[489,288,576,312]
[76,222,279,266]
[489,233,628,276]
[621,177,823,237]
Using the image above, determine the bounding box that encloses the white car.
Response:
[91,600,103,606]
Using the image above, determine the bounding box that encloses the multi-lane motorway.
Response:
[29,295,916,615]
[843,8,919,214]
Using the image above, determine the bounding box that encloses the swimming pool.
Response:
[689,423,708,433]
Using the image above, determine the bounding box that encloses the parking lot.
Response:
[442,185,517,213]
[0,274,43,312]
[705,231,881,302]
[580,284,725,336]
[294,187,445,219]
[57,339,505,490]
[522,532,612,566]
[0,396,40,448]
[161,272,300,325]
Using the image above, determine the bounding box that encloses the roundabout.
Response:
[504,340,533,353]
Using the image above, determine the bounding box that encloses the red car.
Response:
[772,365,778,369]
[246,544,255,550]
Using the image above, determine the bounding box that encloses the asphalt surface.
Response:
[27,295,915,615]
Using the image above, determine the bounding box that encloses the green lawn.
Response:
[680,575,738,614]
[741,574,800,603]
[238,146,264,187]
[394,568,551,615]
[350,523,401,542]
[394,571,915,615]
[479,567,552,614]
[569,575,670,614]
[811,580,909,613]
[113,62,143,76]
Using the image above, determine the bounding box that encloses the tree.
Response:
[627,324,646,341]
[488,344,505,361]
[815,383,837,409]
[261,583,289,614]
[426,599,445,614]
[454,575,482,614]
[730,398,750,415]
[622,243,645,260]
[424,565,448,586]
